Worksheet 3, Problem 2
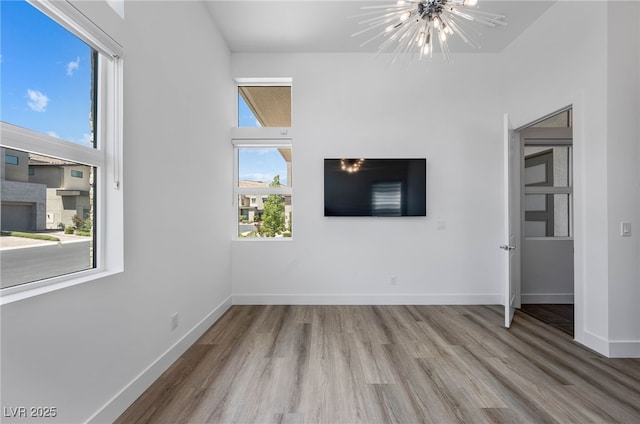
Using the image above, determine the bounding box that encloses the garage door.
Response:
[1,203,35,232]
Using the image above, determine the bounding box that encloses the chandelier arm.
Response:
[448,12,485,38]
[441,15,480,48]
[400,21,426,63]
[352,15,407,38]
[358,10,411,26]
[438,30,453,63]
[359,4,413,11]
[378,19,417,53]
[452,7,506,21]
[389,26,416,65]
[449,8,507,26]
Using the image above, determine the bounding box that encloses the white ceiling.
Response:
[204,1,556,54]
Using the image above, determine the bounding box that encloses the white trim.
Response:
[231,128,293,140]
[582,330,610,357]
[87,296,233,424]
[608,340,640,358]
[521,293,574,304]
[576,331,640,358]
[0,123,103,167]
[232,293,502,305]
[235,77,292,86]
[0,269,120,306]
[28,0,123,59]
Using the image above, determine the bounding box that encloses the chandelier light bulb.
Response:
[353,0,507,64]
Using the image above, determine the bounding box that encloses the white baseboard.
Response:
[232,293,502,305]
[580,330,640,358]
[581,330,610,356]
[88,295,233,424]
[521,293,574,304]
[608,340,640,358]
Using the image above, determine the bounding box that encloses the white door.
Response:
[502,113,520,328]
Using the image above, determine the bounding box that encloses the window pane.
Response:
[0,0,97,147]
[524,146,571,187]
[1,148,95,289]
[525,193,571,237]
[238,147,291,187]
[238,86,291,127]
[238,195,292,238]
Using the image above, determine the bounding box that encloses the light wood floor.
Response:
[116,305,640,423]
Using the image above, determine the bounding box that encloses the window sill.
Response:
[0,268,123,305]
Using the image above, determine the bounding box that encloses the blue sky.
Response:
[1,0,94,146]
[238,94,288,185]
[238,147,289,186]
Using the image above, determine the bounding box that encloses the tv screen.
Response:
[324,158,426,217]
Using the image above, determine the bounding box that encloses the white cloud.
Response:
[66,56,80,76]
[47,131,60,138]
[80,133,93,147]
[27,89,50,112]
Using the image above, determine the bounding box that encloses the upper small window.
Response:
[238,85,291,127]
[5,154,19,165]
[71,170,83,178]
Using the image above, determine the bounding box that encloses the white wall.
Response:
[231,53,504,305]
[0,2,234,423]
[521,239,574,303]
[501,1,640,357]
[605,0,640,356]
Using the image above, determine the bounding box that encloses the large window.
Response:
[0,0,123,299]
[234,78,292,239]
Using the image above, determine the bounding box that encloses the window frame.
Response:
[5,154,19,165]
[0,0,124,304]
[233,140,293,241]
[233,78,292,241]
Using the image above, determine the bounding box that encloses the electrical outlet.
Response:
[391,276,397,286]
[171,313,179,331]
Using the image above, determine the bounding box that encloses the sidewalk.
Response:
[0,231,90,250]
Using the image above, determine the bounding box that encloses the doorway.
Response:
[518,108,574,336]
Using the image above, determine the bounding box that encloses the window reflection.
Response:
[372,182,402,216]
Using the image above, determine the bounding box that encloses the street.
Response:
[0,240,92,289]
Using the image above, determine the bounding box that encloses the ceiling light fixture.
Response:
[352,0,506,64]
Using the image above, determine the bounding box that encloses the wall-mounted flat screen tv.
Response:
[324,158,426,217]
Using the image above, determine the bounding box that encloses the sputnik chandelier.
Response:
[352,0,507,63]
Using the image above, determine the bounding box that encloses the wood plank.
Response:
[116,305,640,424]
